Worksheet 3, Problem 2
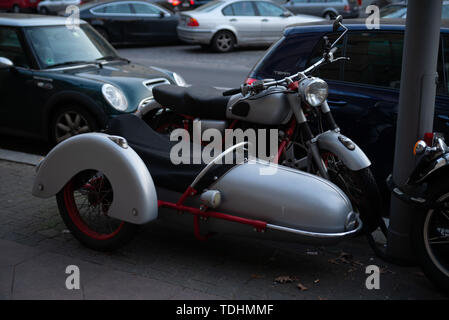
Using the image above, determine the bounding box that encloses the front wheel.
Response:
[412,182,449,293]
[56,170,138,251]
[321,152,384,233]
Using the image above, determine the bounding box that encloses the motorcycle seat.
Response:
[106,115,234,193]
[153,84,229,120]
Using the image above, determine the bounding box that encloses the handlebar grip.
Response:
[222,88,241,96]
[330,46,338,55]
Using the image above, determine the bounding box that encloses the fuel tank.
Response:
[210,160,356,234]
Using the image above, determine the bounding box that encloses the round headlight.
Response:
[299,77,328,107]
[102,84,128,111]
[173,72,187,87]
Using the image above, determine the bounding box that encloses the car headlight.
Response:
[298,77,328,107]
[102,84,128,111]
[173,72,187,87]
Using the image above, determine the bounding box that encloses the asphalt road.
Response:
[117,44,268,88]
[0,44,268,155]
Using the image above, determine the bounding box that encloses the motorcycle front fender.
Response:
[316,130,371,171]
[32,132,158,225]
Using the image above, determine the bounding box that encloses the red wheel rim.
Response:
[63,175,124,240]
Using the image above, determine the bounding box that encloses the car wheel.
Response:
[323,11,336,20]
[211,30,235,53]
[95,27,109,42]
[39,6,48,15]
[51,105,99,145]
[12,4,20,13]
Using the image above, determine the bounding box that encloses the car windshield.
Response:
[194,0,223,12]
[24,24,118,69]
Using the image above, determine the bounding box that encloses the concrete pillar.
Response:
[388,0,443,262]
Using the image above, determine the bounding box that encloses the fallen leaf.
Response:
[297,282,308,291]
[314,279,320,284]
[251,274,264,279]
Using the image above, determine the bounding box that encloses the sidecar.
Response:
[32,115,361,251]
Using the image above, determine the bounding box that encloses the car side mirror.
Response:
[333,15,343,32]
[0,57,13,69]
[159,11,166,18]
[281,11,293,17]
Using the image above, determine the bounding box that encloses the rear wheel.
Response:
[39,6,49,15]
[412,180,449,293]
[12,4,20,13]
[211,30,235,53]
[56,170,138,251]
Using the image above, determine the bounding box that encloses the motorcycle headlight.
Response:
[299,77,328,107]
[102,84,128,111]
[173,72,187,87]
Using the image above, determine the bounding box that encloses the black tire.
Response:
[12,4,20,13]
[56,170,138,251]
[412,178,449,294]
[50,105,100,145]
[321,152,384,233]
[323,11,336,20]
[211,30,235,53]
[39,6,48,15]
[95,27,109,42]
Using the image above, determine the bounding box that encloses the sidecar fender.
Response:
[32,132,158,225]
[316,130,371,171]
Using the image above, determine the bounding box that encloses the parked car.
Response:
[177,0,324,52]
[38,0,80,15]
[156,0,214,12]
[281,0,360,20]
[380,1,449,19]
[0,0,41,13]
[247,19,449,199]
[77,0,179,45]
[0,13,185,144]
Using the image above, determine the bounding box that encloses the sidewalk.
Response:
[0,158,447,300]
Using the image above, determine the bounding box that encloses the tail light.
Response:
[168,0,181,6]
[187,17,199,27]
[245,78,258,85]
[344,5,350,12]
[190,0,194,5]
[423,132,434,146]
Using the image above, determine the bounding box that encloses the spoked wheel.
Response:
[413,187,449,293]
[56,170,138,251]
[51,105,99,144]
[211,31,235,53]
[321,152,385,232]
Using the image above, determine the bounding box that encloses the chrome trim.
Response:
[266,215,362,239]
[142,77,170,92]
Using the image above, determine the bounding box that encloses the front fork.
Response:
[291,100,339,180]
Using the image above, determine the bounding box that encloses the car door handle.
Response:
[261,18,269,22]
[327,100,347,106]
[229,18,237,22]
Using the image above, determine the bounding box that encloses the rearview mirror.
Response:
[333,15,343,32]
[281,11,293,17]
[0,57,13,69]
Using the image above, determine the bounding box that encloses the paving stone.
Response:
[0,266,14,300]
[0,239,42,267]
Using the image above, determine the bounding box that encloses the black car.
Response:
[247,19,449,199]
[77,0,179,45]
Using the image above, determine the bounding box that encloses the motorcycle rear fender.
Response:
[32,133,158,225]
[316,130,371,171]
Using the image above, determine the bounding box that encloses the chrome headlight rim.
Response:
[299,77,328,107]
[101,83,128,112]
[173,72,187,87]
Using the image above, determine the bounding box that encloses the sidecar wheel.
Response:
[56,170,138,251]
[412,182,449,294]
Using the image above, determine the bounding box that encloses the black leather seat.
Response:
[106,115,234,193]
[153,84,229,120]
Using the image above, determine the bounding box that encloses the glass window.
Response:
[222,4,233,15]
[306,33,342,81]
[91,5,106,13]
[24,24,117,69]
[439,36,449,96]
[194,0,223,12]
[0,27,28,67]
[103,3,132,14]
[231,1,256,16]
[343,32,403,89]
[255,2,284,16]
[132,3,161,14]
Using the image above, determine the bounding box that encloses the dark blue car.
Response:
[247,19,449,198]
